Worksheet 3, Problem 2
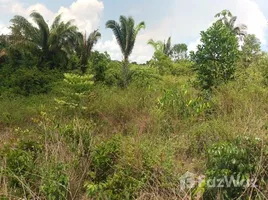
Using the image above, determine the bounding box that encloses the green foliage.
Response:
[1,140,42,196]
[40,163,69,200]
[171,60,194,76]
[171,43,188,61]
[151,51,173,75]
[148,37,173,57]
[55,73,94,110]
[91,136,121,182]
[106,15,145,87]
[0,67,60,96]
[204,137,265,199]
[240,34,261,68]
[10,12,79,69]
[77,30,101,73]
[104,61,122,86]
[215,9,247,37]
[89,51,111,82]
[60,119,93,156]
[158,87,211,119]
[130,66,161,88]
[191,21,239,90]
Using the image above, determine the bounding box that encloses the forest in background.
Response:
[0,9,268,199]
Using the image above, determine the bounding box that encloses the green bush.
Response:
[171,60,194,76]
[0,67,61,96]
[130,66,161,88]
[55,73,94,110]
[157,87,211,119]
[150,51,173,75]
[91,136,121,182]
[104,61,122,86]
[204,137,266,199]
[1,140,42,196]
[89,51,111,82]
[191,21,239,90]
[40,162,69,200]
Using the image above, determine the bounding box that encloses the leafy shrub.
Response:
[158,87,211,119]
[190,21,239,90]
[60,119,93,156]
[55,73,94,110]
[104,61,122,86]
[40,162,69,200]
[0,67,60,96]
[258,53,268,86]
[150,51,173,75]
[171,60,194,76]
[90,136,121,182]
[1,140,42,196]
[130,66,161,88]
[204,137,266,199]
[89,51,111,82]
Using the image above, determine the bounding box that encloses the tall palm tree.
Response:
[106,16,145,87]
[148,36,173,56]
[10,12,79,68]
[215,10,247,38]
[77,30,101,73]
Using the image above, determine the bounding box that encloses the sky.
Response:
[0,0,268,63]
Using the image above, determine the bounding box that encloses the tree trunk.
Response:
[121,57,129,88]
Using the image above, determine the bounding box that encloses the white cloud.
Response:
[57,0,104,33]
[0,23,10,35]
[95,36,122,61]
[0,0,104,35]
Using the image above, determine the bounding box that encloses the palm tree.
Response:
[147,39,164,52]
[215,10,247,38]
[106,16,145,87]
[148,36,173,56]
[77,30,101,73]
[10,12,79,68]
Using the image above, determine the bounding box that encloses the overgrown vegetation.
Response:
[0,9,267,200]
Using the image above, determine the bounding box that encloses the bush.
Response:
[150,51,173,75]
[89,51,111,82]
[190,21,239,90]
[0,67,61,96]
[1,140,42,197]
[104,61,122,86]
[204,137,267,199]
[157,87,211,119]
[55,73,94,110]
[130,66,161,88]
[171,60,194,76]
[40,162,69,200]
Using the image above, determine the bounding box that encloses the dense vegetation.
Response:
[0,9,267,200]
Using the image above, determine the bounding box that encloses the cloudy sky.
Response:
[0,0,268,63]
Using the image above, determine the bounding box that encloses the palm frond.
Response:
[106,20,125,55]
[30,12,49,49]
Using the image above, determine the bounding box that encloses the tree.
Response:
[77,30,101,73]
[10,12,79,69]
[89,51,111,82]
[0,35,9,65]
[240,34,261,68]
[171,43,188,61]
[106,16,145,87]
[148,36,173,56]
[190,21,239,90]
[215,10,247,38]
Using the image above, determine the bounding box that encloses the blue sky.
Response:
[1,0,268,63]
